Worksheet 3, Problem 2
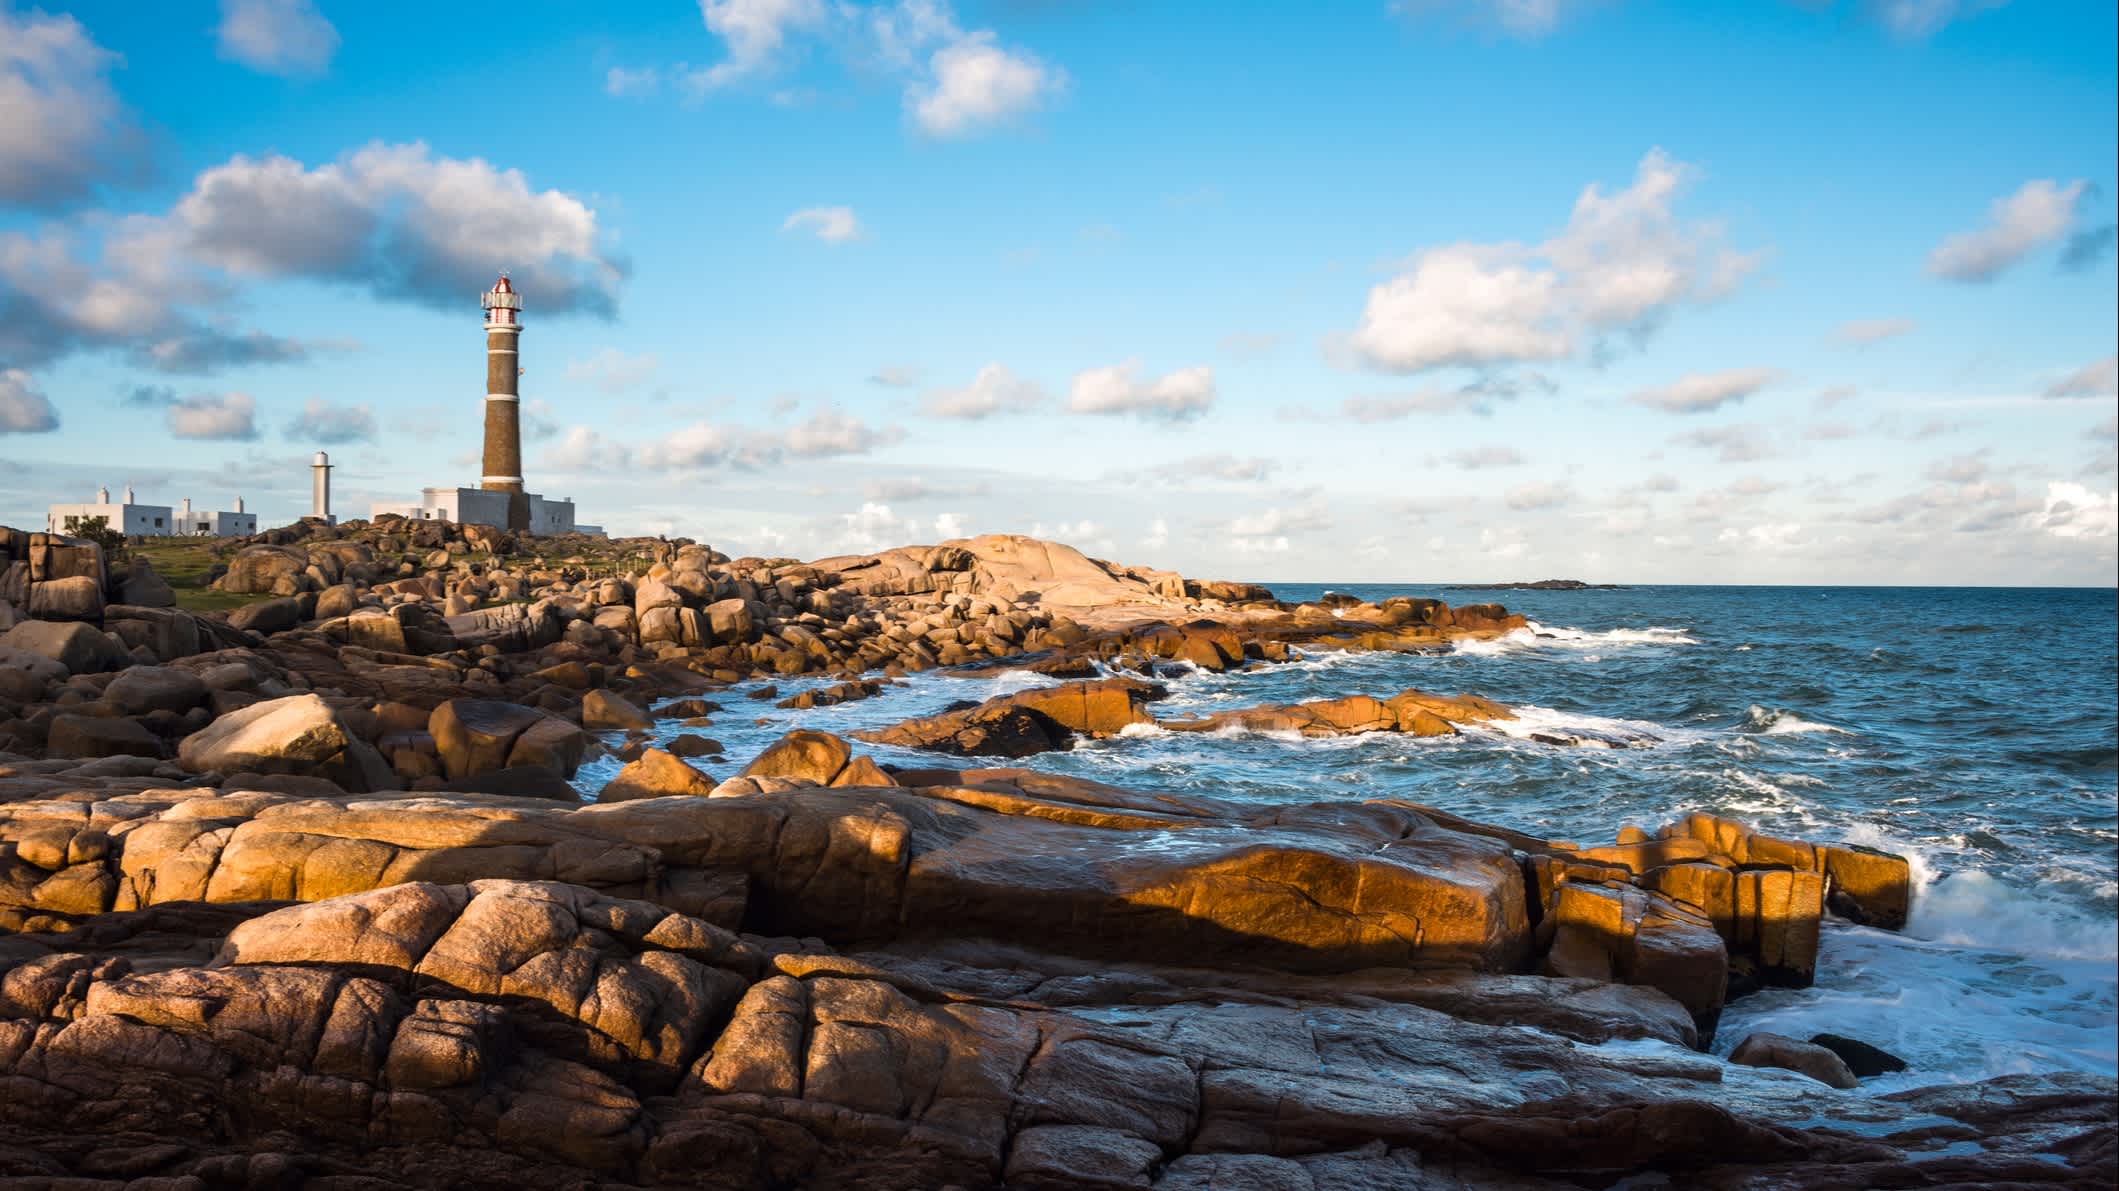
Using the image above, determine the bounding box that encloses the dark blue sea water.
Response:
[577,584,2119,1089]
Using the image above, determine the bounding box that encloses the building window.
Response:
[153,517,163,527]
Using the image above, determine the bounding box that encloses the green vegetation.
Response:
[61,515,128,562]
[130,537,269,613]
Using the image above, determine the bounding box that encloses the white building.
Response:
[371,487,584,535]
[46,486,256,538]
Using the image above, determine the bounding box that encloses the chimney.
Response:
[97,485,109,504]
[234,496,245,514]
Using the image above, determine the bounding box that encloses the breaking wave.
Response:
[1454,621,1700,656]
[1742,705,1853,736]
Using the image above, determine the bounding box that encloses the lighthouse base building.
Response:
[371,488,586,535]
[369,273,601,537]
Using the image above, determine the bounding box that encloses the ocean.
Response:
[574,583,2119,1090]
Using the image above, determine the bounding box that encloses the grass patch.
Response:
[131,538,274,615]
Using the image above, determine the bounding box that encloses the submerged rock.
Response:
[1730,1031,1860,1088]
[1811,1032,1910,1077]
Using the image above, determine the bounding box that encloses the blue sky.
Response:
[2,0,2113,584]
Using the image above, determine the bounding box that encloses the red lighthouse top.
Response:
[481,274,522,321]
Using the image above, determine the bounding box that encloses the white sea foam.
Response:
[1468,703,1683,749]
[1743,704,1852,736]
[1453,621,1700,656]
[1909,870,2118,963]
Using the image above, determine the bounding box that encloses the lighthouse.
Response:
[480,273,528,531]
[363,274,598,536]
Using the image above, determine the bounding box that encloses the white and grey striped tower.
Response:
[480,273,529,531]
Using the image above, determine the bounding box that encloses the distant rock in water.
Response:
[1445,579,1621,591]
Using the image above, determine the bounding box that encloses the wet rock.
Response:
[857,677,1163,757]
[582,688,653,731]
[666,734,723,759]
[599,748,715,802]
[1662,811,1910,931]
[740,729,896,788]
[1730,1031,1859,1088]
[1810,1032,1909,1077]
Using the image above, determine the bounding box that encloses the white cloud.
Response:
[2032,481,2117,540]
[0,5,143,208]
[834,501,924,551]
[1629,366,1784,414]
[931,511,966,538]
[1833,317,1915,345]
[922,361,1046,418]
[1478,527,1528,560]
[1067,359,1216,420]
[565,348,660,392]
[115,141,626,316]
[543,408,899,473]
[1140,518,1170,550]
[1329,382,1524,422]
[1444,445,1525,470]
[2046,355,2117,399]
[869,364,920,388]
[167,392,258,440]
[1671,423,1776,462]
[1348,150,1758,374]
[669,1,1063,140]
[217,0,340,77]
[781,205,863,243]
[1504,482,1572,510]
[1348,247,1568,373]
[909,33,1062,137]
[1224,503,1332,538]
[1391,0,1584,38]
[1869,0,2007,40]
[0,369,58,433]
[862,476,986,501]
[1926,179,2086,282]
[687,0,827,93]
[605,66,662,97]
[1131,454,1278,486]
[285,397,375,444]
[1719,522,1803,551]
[782,408,901,456]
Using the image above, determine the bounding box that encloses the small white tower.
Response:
[311,451,334,522]
[123,484,134,504]
[235,495,245,514]
[96,485,109,504]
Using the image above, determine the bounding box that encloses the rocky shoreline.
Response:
[1,520,2112,1188]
